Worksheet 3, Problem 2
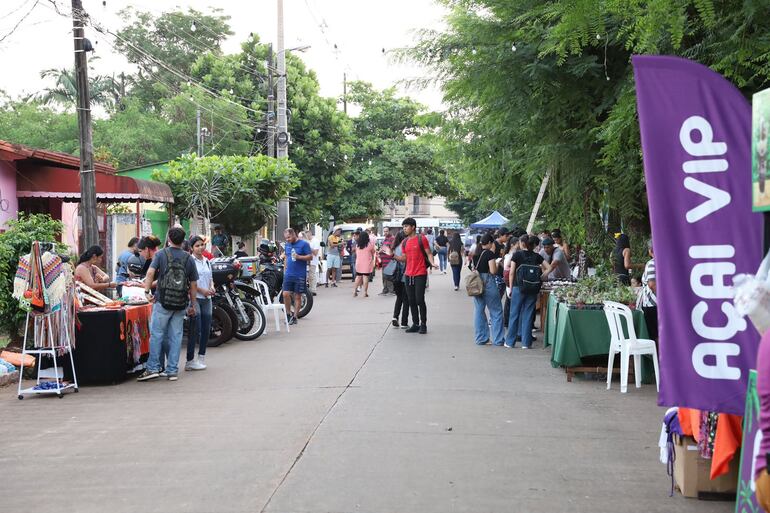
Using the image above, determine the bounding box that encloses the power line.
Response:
[0,0,41,43]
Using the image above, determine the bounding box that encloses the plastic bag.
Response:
[733,250,770,335]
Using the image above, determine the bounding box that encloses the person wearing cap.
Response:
[539,238,571,280]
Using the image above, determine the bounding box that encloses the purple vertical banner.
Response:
[633,55,763,415]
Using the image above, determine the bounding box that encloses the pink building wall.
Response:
[0,160,19,228]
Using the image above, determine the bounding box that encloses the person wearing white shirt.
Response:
[303,231,321,295]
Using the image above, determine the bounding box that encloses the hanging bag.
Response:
[465,250,486,296]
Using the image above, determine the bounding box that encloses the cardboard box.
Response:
[673,434,738,498]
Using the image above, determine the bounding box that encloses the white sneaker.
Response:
[185,359,206,371]
[198,354,206,368]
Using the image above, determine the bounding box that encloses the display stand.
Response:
[17,311,79,399]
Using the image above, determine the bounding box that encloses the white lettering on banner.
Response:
[692,343,741,380]
[691,301,747,340]
[684,178,731,223]
[681,117,741,381]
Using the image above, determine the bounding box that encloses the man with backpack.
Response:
[138,227,199,382]
[394,217,436,334]
[504,235,547,349]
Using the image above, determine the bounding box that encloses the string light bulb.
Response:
[471,48,477,55]
[191,21,197,32]
[596,34,601,40]
[511,43,517,52]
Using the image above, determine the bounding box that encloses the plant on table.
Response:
[553,275,636,308]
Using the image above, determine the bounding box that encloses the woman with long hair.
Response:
[74,245,116,291]
[471,234,504,345]
[613,233,633,285]
[389,230,410,327]
[448,232,465,291]
[185,235,216,371]
[353,231,376,297]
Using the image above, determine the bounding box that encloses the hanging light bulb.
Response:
[368,160,372,166]
[229,88,234,94]
[471,48,477,55]
[511,43,517,52]
[596,33,601,40]
[191,20,197,32]
[343,154,348,160]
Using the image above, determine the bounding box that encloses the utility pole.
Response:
[343,72,347,114]
[72,0,98,250]
[266,43,275,159]
[196,108,202,157]
[276,0,290,235]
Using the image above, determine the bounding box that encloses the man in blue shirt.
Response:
[115,237,139,296]
[282,228,312,325]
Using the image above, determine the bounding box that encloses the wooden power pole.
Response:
[266,43,275,158]
[72,0,98,249]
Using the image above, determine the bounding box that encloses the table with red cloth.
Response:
[67,303,152,384]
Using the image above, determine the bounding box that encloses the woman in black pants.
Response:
[389,231,410,328]
[448,233,465,291]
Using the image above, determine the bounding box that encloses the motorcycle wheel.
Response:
[235,299,266,340]
[207,305,233,347]
[297,289,313,318]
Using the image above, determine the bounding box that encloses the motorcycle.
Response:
[238,250,313,319]
[210,257,266,342]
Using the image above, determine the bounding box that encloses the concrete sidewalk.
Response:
[1,271,731,513]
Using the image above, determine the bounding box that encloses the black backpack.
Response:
[158,248,191,310]
[516,253,542,295]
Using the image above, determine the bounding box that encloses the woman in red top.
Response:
[353,231,377,297]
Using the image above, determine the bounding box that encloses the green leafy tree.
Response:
[0,214,66,341]
[405,0,770,255]
[329,82,453,221]
[0,98,78,154]
[36,67,116,110]
[156,154,299,236]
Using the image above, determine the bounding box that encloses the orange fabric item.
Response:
[710,413,742,479]
[0,350,35,368]
[678,407,702,439]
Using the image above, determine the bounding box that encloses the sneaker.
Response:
[159,371,168,378]
[405,325,420,333]
[392,319,399,327]
[400,322,409,329]
[454,286,458,291]
[332,283,338,288]
[325,283,328,288]
[288,315,298,325]
[137,370,159,381]
[198,355,207,368]
[419,325,427,334]
[379,291,389,296]
[504,343,514,349]
[476,340,490,346]
[521,345,530,350]
[167,374,178,381]
[185,359,206,371]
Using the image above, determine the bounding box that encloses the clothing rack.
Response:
[16,240,79,399]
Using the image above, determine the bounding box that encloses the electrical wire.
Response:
[0,0,41,43]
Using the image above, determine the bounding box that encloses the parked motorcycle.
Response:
[238,246,313,318]
[211,257,266,341]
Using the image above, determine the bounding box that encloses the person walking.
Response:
[185,235,215,371]
[435,229,449,274]
[425,228,436,274]
[305,231,321,296]
[138,227,199,382]
[353,231,376,298]
[378,227,395,295]
[394,218,436,334]
[447,232,465,290]
[389,230,410,328]
[283,229,313,325]
[115,237,139,296]
[505,235,546,349]
[348,231,360,283]
[472,234,505,346]
[326,228,343,288]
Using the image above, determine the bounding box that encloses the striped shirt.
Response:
[637,258,657,308]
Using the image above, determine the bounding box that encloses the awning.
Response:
[470,210,509,229]
[16,164,174,204]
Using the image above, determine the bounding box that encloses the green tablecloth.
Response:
[545,295,651,378]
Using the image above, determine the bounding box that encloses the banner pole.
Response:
[526,170,551,233]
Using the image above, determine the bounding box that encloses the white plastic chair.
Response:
[602,301,659,393]
[254,280,290,333]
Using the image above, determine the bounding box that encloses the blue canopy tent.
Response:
[470,211,509,229]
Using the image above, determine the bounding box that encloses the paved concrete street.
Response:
[1,272,731,513]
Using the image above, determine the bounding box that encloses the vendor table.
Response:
[544,294,653,382]
[68,304,151,385]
